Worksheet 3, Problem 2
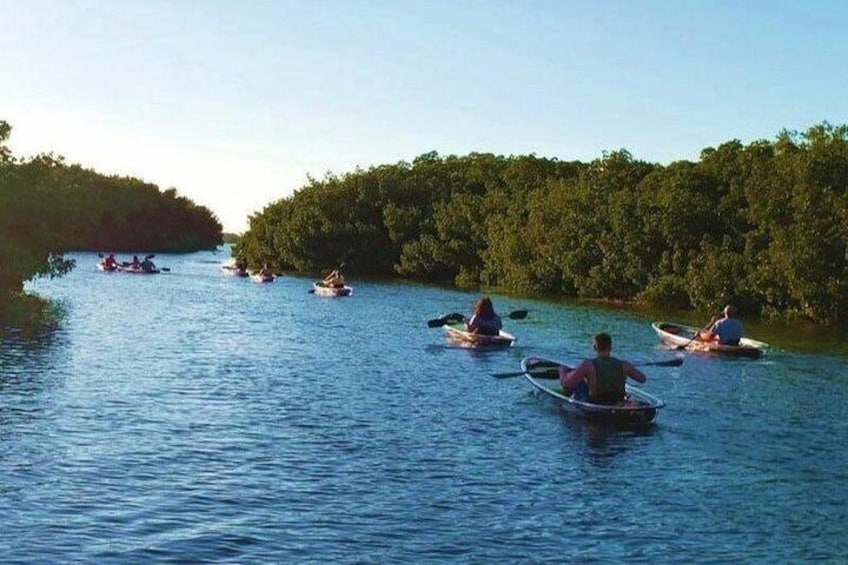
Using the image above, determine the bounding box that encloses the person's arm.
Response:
[699,316,720,341]
[622,361,646,384]
[560,362,588,394]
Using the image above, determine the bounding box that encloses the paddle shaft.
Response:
[427,309,528,328]
[676,319,715,350]
[491,358,682,379]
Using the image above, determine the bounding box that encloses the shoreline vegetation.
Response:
[0,292,61,341]
[4,117,848,334]
[0,118,222,302]
[236,122,848,327]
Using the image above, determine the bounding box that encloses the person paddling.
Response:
[102,253,118,270]
[700,304,744,346]
[559,332,646,405]
[465,297,502,336]
[323,269,345,288]
[259,263,274,278]
[140,256,157,273]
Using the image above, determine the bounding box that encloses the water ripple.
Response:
[1,250,846,562]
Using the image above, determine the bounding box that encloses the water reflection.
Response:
[0,293,66,347]
[557,407,657,459]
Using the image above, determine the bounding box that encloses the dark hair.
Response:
[594,332,612,351]
[474,297,496,318]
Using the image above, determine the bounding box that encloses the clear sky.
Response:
[2,1,847,232]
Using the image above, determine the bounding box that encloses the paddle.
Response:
[426,309,529,328]
[490,357,684,379]
[676,319,714,350]
[426,312,466,328]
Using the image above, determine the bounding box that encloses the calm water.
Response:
[2,249,847,563]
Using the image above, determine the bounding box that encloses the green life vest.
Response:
[591,357,625,403]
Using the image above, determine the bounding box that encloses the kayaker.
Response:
[130,255,141,269]
[140,256,156,273]
[103,253,118,269]
[323,269,345,288]
[559,332,646,405]
[701,304,744,346]
[259,264,274,278]
[465,297,502,336]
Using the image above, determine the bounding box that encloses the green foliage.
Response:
[240,123,848,325]
[0,119,222,297]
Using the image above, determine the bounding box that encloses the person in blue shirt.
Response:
[703,304,744,345]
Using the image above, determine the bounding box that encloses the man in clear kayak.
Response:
[700,304,744,346]
[558,332,646,405]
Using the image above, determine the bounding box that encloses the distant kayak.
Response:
[251,273,274,283]
[520,357,665,425]
[117,265,160,275]
[652,321,768,358]
[312,281,352,297]
[97,262,118,272]
[443,320,515,349]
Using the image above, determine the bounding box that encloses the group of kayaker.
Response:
[469,296,745,407]
[99,253,158,273]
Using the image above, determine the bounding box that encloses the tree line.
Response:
[237,123,848,325]
[0,119,222,296]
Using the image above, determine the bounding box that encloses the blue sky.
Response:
[2,0,847,232]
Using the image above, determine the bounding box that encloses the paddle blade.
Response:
[507,309,529,320]
[426,312,465,328]
[647,358,684,367]
[490,371,525,379]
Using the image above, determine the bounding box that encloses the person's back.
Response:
[467,313,502,336]
[709,305,743,345]
[324,270,344,287]
[140,258,155,272]
[712,317,743,345]
[467,297,502,336]
[590,357,626,404]
[560,332,646,405]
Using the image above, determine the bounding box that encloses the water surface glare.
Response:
[2,250,846,562]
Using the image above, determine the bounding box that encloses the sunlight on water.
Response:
[1,249,846,562]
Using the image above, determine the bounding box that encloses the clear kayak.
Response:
[443,320,515,349]
[652,321,768,358]
[312,281,352,297]
[519,357,665,425]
